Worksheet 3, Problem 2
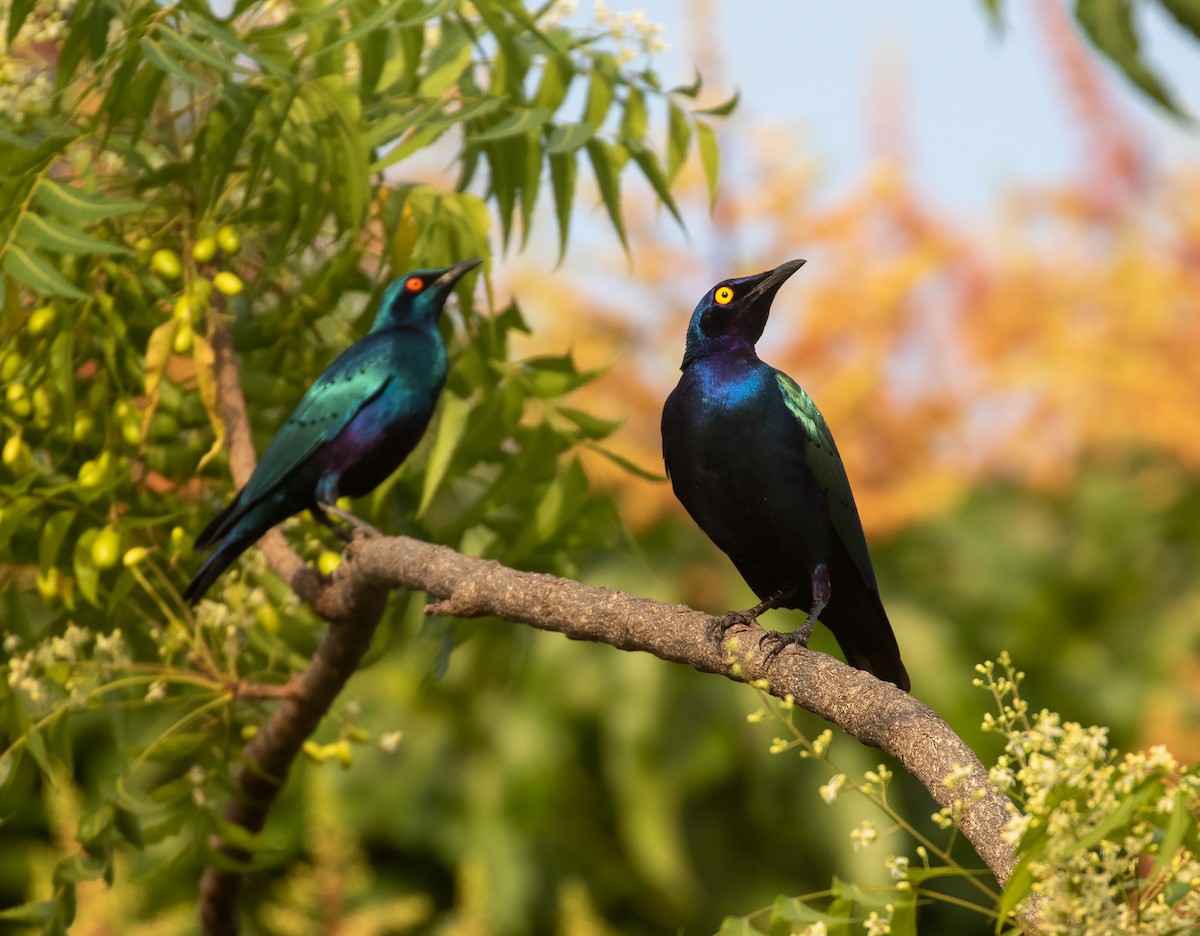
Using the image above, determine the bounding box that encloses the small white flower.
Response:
[849,820,878,851]
[145,680,167,702]
[819,773,846,804]
[379,731,403,753]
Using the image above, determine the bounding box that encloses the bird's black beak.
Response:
[433,257,484,294]
[745,258,806,306]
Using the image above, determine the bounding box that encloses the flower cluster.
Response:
[591,1,670,63]
[0,0,72,123]
[977,653,1200,934]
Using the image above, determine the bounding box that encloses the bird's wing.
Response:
[773,371,879,591]
[237,337,394,508]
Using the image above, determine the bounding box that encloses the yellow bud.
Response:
[77,458,104,488]
[241,725,259,740]
[122,546,149,567]
[0,352,20,382]
[121,419,141,447]
[216,226,241,254]
[91,527,122,569]
[73,414,95,443]
[317,551,341,575]
[3,434,30,469]
[173,295,193,322]
[192,237,217,263]
[256,603,280,634]
[212,272,244,296]
[112,398,133,420]
[32,386,52,419]
[27,305,56,336]
[36,567,59,601]
[150,249,182,280]
[6,383,27,404]
[330,740,352,769]
[347,726,370,743]
[302,740,327,763]
[173,321,193,354]
[134,237,153,253]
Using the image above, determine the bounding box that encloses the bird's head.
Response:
[682,259,806,368]
[371,258,484,333]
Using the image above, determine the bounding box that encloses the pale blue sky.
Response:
[605,0,1200,212]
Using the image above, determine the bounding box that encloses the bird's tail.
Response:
[182,536,253,605]
[821,578,910,692]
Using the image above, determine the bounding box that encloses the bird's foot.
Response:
[705,609,757,645]
[318,502,383,540]
[705,590,789,647]
[759,614,816,661]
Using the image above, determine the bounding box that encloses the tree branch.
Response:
[198,311,1025,933]
[313,534,1020,889]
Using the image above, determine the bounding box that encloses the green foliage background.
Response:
[2,1,1200,934]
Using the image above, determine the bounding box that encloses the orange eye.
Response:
[714,286,734,305]
[405,276,424,292]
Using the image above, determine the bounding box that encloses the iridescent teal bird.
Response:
[183,259,482,604]
[661,259,909,690]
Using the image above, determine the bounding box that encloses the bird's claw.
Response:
[758,616,815,662]
[705,609,756,646]
[758,629,797,661]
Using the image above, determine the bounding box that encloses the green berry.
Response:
[91,527,122,569]
[212,272,244,296]
[150,249,182,280]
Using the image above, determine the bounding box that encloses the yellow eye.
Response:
[714,286,734,305]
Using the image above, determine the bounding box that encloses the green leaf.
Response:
[0,901,54,925]
[153,24,240,75]
[16,213,128,255]
[39,511,75,572]
[214,819,278,855]
[590,445,665,482]
[696,89,739,116]
[6,0,34,46]
[626,142,683,226]
[470,107,552,143]
[1074,0,1186,117]
[717,919,767,936]
[53,854,107,886]
[145,733,211,763]
[519,130,541,249]
[666,101,692,181]
[585,138,627,250]
[73,528,102,606]
[548,150,576,263]
[583,56,616,128]
[139,37,206,87]
[695,119,720,211]
[2,245,84,299]
[978,0,1005,30]
[620,85,648,140]
[533,53,573,111]
[1159,0,1200,40]
[670,70,702,98]
[418,393,471,519]
[418,37,472,95]
[559,406,619,440]
[545,121,593,154]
